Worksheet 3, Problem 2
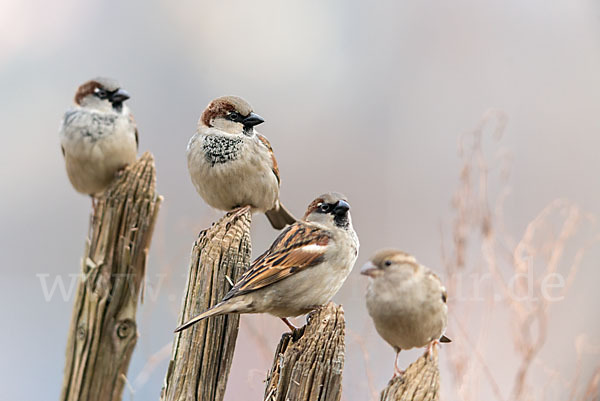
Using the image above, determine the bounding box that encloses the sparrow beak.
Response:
[242,112,265,127]
[110,88,130,103]
[332,200,350,217]
[360,261,379,277]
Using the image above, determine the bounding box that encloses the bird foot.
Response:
[280,317,298,332]
[228,205,252,218]
[392,350,405,379]
[305,305,323,324]
[114,164,128,179]
[424,340,439,360]
[392,367,405,380]
[90,196,100,222]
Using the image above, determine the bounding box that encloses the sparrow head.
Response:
[199,95,264,136]
[304,192,352,228]
[74,77,130,112]
[360,249,419,280]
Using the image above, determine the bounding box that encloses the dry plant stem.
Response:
[161,207,252,401]
[442,111,597,400]
[61,152,162,401]
[380,347,440,401]
[264,302,345,401]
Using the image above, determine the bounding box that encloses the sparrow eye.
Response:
[227,112,243,122]
[94,88,108,99]
[319,203,331,213]
[384,260,392,267]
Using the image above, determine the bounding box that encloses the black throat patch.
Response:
[202,135,243,166]
[334,215,350,229]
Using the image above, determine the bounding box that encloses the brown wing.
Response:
[426,270,447,303]
[129,114,139,148]
[222,222,331,300]
[257,134,280,185]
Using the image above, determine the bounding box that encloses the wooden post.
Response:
[160,207,252,401]
[264,302,346,401]
[379,347,440,401]
[61,152,162,401]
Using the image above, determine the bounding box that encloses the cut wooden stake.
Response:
[60,152,162,401]
[161,207,252,401]
[379,347,440,401]
[264,302,345,401]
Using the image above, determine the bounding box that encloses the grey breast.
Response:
[64,110,118,142]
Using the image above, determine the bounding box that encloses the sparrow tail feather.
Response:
[440,334,452,343]
[265,201,296,229]
[174,302,230,332]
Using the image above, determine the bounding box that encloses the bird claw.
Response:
[424,340,439,360]
[114,165,128,179]
[234,205,251,215]
[90,196,100,226]
[392,368,405,380]
[306,307,321,324]
[280,317,298,332]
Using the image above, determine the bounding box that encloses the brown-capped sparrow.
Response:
[361,249,451,377]
[175,192,359,332]
[59,77,138,199]
[186,95,296,229]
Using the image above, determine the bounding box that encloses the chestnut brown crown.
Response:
[200,95,254,127]
[74,77,122,105]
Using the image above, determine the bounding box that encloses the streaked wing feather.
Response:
[426,270,447,303]
[223,222,330,300]
[257,134,280,185]
[129,114,139,148]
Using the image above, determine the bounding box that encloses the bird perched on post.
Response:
[361,249,450,378]
[175,192,359,332]
[59,77,138,202]
[186,95,296,229]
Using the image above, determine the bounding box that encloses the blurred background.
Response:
[1,0,599,400]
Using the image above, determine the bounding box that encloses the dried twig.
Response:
[442,111,599,400]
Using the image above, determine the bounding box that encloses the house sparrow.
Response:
[175,192,359,332]
[361,249,450,377]
[186,95,296,229]
[59,77,138,199]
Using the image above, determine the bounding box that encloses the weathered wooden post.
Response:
[160,207,252,401]
[264,302,346,401]
[379,347,440,401]
[61,152,162,401]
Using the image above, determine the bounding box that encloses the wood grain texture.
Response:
[61,152,162,401]
[379,347,440,401]
[264,302,345,401]
[161,207,252,401]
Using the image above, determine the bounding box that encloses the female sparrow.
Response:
[361,249,450,377]
[59,77,138,198]
[175,192,359,332]
[186,95,295,229]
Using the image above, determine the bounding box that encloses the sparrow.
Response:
[59,77,138,200]
[175,192,359,332]
[361,249,450,377]
[186,95,296,229]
